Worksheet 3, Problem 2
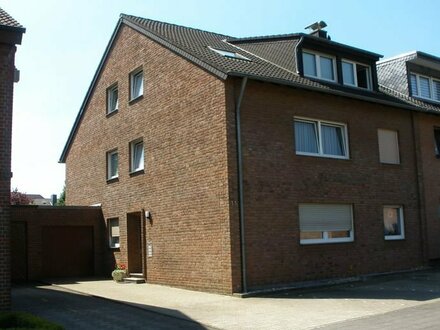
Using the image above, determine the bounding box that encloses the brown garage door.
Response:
[42,226,94,278]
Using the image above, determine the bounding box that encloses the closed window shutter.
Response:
[433,80,440,101]
[299,204,352,232]
[409,74,418,96]
[419,76,431,98]
[378,129,400,164]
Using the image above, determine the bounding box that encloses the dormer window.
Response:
[342,60,371,90]
[410,73,440,102]
[302,51,336,82]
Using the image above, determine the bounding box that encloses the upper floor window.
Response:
[410,73,440,102]
[106,84,118,114]
[342,60,371,89]
[130,68,143,101]
[294,117,348,159]
[130,139,144,173]
[302,51,336,82]
[434,128,440,158]
[377,129,400,164]
[107,149,118,180]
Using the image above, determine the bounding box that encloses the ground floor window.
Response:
[108,218,120,248]
[383,206,405,240]
[298,204,354,244]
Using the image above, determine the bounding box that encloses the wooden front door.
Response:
[127,212,143,273]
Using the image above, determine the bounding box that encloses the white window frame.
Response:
[299,204,354,245]
[294,117,349,159]
[108,218,120,248]
[130,139,144,173]
[107,149,118,180]
[130,68,143,101]
[383,205,405,240]
[341,59,372,90]
[106,84,118,114]
[410,72,440,103]
[302,50,337,82]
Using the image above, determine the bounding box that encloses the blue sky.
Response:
[2,0,439,198]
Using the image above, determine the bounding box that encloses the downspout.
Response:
[235,76,248,293]
[411,112,429,264]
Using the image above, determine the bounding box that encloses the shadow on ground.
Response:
[257,268,440,302]
[12,283,211,330]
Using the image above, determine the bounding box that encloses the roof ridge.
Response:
[377,51,417,66]
[120,14,233,40]
[228,32,302,43]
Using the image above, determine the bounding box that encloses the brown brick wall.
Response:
[230,79,424,290]
[10,206,105,280]
[415,113,440,260]
[65,25,235,293]
[0,43,16,310]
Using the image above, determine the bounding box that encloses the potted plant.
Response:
[111,263,127,282]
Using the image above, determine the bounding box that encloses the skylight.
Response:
[208,46,250,61]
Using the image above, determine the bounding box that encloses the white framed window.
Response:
[108,218,120,248]
[302,50,337,82]
[130,68,143,100]
[410,73,440,102]
[342,60,372,90]
[130,139,144,172]
[107,84,118,114]
[208,46,251,61]
[294,117,349,159]
[107,149,118,180]
[299,204,354,244]
[434,128,440,158]
[377,129,400,164]
[383,206,405,240]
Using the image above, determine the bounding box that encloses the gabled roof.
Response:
[0,7,25,32]
[377,52,440,114]
[59,15,424,163]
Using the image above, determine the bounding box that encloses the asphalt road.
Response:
[12,284,214,330]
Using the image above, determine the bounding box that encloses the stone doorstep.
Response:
[123,273,145,284]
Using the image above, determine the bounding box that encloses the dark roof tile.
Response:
[0,7,24,30]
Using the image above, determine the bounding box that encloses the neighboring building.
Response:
[60,16,437,294]
[378,51,440,261]
[26,194,52,206]
[0,7,25,310]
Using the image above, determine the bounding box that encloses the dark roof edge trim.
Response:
[59,19,123,163]
[0,25,26,33]
[122,17,228,80]
[227,72,423,113]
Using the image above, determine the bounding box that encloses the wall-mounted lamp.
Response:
[144,210,152,221]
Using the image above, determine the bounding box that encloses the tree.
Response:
[56,185,66,206]
[10,188,31,205]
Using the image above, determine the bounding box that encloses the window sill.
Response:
[384,236,405,241]
[106,109,118,118]
[129,94,143,105]
[109,246,120,250]
[106,177,119,184]
[129,169,145,177]
[300,239,354,245]
[296,152,349,160]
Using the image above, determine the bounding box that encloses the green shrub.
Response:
[0,312,63,329]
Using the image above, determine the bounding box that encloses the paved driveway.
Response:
[13,268,440,330]
[12,284,213,330]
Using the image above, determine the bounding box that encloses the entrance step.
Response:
[123,273,145,284]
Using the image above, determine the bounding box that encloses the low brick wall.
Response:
[11,206,106,280]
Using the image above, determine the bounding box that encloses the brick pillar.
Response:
[0,43,16,311]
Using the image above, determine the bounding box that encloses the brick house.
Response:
[0,7,25,310]
[60,16,438,294]
[378,51,440,261]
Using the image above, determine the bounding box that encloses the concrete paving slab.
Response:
[45,269,440,330]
